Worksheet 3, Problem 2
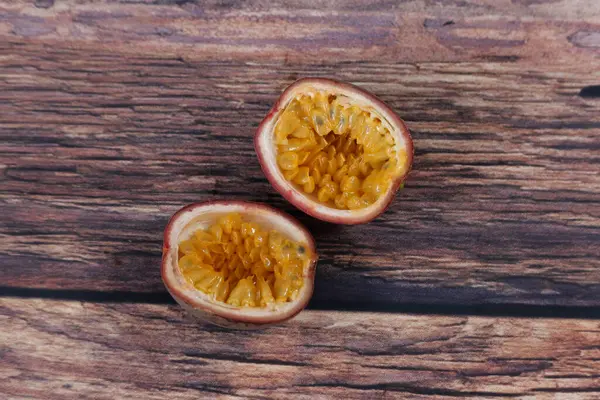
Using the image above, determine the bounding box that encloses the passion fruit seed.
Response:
[275,91,408,210]
[178,212,309,307]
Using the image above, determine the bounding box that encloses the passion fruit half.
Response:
[162,201,317,328]
[256,78,413,224]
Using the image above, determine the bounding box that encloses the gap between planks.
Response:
[3,287,600,320]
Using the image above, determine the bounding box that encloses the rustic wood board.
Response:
[1,2,600,398]
[0,0,600,400]
[2,0,599,309]
[2,298,600,399]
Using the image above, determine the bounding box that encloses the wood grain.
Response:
[1,0,600,67]
[2,297,600,399]
[1,1,600,310]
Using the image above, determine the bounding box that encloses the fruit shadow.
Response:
[279,207,346,243]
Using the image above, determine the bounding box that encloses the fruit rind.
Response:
[162,201,317,328]
[255,78,413,224]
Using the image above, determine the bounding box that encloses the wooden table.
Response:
[2,1,600,398]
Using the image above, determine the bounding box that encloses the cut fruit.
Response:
[255,78,413,224]
[162,201,317,329]
[177,212,308,307]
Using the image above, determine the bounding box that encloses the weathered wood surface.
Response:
[2,298,600,399]
[2,0,599,309]
[2,3,600,398]
[1,0,600,67]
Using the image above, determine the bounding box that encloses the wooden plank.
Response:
[0,0,599,67]
[1,1,599,309]
[2,297,600,399]
[1,57,599,307]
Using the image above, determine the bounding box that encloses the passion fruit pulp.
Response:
[162,201,317,328]
[256,78,413,224]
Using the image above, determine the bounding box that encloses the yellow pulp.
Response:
[275,91,407,210]
[178,213,308,307]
